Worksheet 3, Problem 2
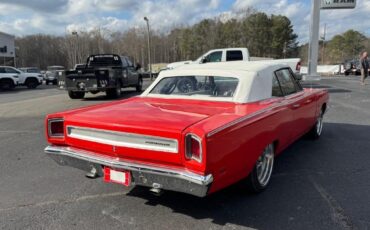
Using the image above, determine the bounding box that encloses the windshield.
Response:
[149,76,239,98]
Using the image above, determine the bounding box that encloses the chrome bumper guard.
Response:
[45,145,213,197]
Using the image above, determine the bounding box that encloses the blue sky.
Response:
[0,0,369,43]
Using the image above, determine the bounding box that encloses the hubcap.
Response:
[316,111,324,136]
[256,144,274,187]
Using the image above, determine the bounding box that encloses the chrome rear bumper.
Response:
[45,145,213,197]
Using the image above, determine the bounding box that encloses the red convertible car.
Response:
[45,61,328,197]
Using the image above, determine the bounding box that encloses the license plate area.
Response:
[104,167,131,186]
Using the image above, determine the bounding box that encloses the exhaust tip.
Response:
[149,183,163,196]
[85,166,99,179]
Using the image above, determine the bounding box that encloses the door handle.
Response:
[292,104,300,108]
[305,99,312,104]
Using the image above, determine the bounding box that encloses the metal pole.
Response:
[144,17,152,80]
[72,31,78,67]
[321,23,326,65]
[307,0,321,80]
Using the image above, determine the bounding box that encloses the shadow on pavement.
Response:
[125,122,370,230]
[0,85,57,94]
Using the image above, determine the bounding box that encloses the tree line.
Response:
[15,11,370,70]
[299,29,370,65]
[15,11,300,70]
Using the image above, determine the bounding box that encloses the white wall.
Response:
[0,32,15,58]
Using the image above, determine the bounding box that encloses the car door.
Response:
[125,58,138,85]
[5,67,23,83]
[270,74,295,151]
[120,57,129,86]
[275,68,311,139]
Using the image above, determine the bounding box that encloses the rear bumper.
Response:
[45,145,213,197]
[59,78,115,92]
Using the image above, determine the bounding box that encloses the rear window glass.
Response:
[88,55,122,67]
[150,76,239,98]
[226,51,243,61]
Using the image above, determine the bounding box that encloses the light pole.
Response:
[321,23,326,65]
[144,17,152,80]
[14,46,19,68]
[72,31,78,67]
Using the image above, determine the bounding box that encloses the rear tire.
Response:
[68,90,85,99]
[309,108,324,139]
[106,84,122,98]
[26,78,38,89]
[245,143,275,193]
[0,79,15,90]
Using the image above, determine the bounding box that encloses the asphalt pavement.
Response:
[0,77,369,230]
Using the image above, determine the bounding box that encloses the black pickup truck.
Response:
[59,54,143,99]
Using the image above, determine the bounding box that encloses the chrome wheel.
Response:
[256,144,274,187]
[316,110,324,136]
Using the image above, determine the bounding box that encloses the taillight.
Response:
[48,119,64,138]
[185,134,202,163]
[296,61,301,71]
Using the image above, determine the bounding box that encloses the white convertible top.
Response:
[141,61,290,103]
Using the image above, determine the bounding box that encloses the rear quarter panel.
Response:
[186,102,293,194]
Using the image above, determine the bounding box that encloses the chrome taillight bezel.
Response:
[48,118,64,138]
[185,133,202,163]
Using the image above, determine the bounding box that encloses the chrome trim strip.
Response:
[45,145,213,186]
[66,126,179,153]
[207,104,283,137]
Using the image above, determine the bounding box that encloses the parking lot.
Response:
[0,76,369,230]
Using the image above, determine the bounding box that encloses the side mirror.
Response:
[294,73,303,81]
[200,57,208,64]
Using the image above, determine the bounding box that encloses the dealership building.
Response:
[0,31,15,66]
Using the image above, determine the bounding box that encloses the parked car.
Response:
[343,59,361,76]
[167,48,302,73]
[45,66,65,85]
[0,66,42,89]
[58,54,143,99]
[0,67,19,90]
[44,61,328,197]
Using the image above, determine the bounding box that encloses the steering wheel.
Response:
[177,78,196,93]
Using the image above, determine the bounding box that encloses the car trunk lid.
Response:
[63,97,234,165]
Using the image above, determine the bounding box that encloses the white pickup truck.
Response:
[167,48,301,73]
[0,66,43,89]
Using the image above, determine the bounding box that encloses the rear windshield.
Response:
[88,55,122,67]
[150,76,239,98]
